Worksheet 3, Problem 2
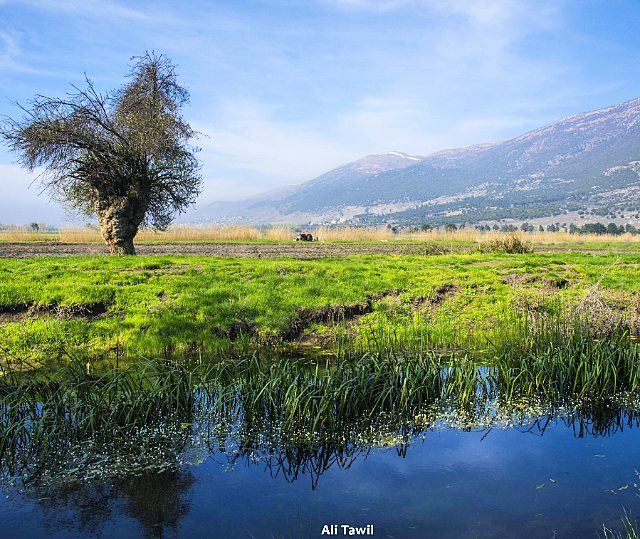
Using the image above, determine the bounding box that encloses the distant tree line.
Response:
[473,221,640,235]
[0,222,57,232]
[568,222,639,235]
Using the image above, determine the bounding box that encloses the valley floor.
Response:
[0,241,453,258]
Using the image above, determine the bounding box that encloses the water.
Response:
[1,410,639,538]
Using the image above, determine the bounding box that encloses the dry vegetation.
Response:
[484,232,533,254]
[2,224,640,245]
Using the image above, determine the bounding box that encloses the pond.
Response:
[0,354,639,537]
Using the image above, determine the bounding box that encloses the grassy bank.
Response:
[1,251,639,362]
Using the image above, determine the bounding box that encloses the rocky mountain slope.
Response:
[204,98,640,225]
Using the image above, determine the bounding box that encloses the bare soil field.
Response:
[2,241,639,258]
[0,242,456,258]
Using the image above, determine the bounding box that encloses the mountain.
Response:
[204,98,640,226]
[201,151,425,224]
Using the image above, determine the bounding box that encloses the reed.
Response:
[0,225,59,242]
[311,226,394,241]
[4,224,640,244]
[57,225,265,243]
[264,226,295,241]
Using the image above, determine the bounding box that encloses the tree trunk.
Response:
[95,196,147,255]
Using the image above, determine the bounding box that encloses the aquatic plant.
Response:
[602,509,639,539]
[2,325,640,490]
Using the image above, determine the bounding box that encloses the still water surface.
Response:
[0,412,638,538]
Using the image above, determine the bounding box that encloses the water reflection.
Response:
[19,470,194,537]
[8,402,640,537]
[528,404,640,439]
[2,354,640,536]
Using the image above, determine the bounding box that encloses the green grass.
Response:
[1,252,640,361]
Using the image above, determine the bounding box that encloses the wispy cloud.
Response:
[0,30,36,74]
[1,0,156,22]
[197,100,355,183]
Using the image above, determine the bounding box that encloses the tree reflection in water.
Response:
[21,470,194,537]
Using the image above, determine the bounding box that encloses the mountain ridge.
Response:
[203,97,640,226]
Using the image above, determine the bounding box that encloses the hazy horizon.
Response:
[2,0,640,224]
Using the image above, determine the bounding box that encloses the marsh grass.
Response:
[4,248,640,367]
[484,232,533,254]
[3,313,640,488]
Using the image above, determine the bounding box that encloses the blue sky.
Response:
[1,0,640,223]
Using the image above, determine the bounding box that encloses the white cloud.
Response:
[337,97,432,154]
[196,100,356,183]
[0,164,73,224]
[431,1,558,68]
[324,0,560,75]
[0,30,36,74]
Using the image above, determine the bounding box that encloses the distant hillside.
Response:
[203,98,640,226]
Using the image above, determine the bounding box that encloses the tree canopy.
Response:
[2,52,201,254]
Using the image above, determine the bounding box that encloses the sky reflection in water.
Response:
[0,408,639,538]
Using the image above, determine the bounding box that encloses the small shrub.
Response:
[486,233,533,254]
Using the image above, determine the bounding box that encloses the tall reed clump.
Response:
[231,353,446,432]
[488,312,640,401]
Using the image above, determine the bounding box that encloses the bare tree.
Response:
[1,53,201,254]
